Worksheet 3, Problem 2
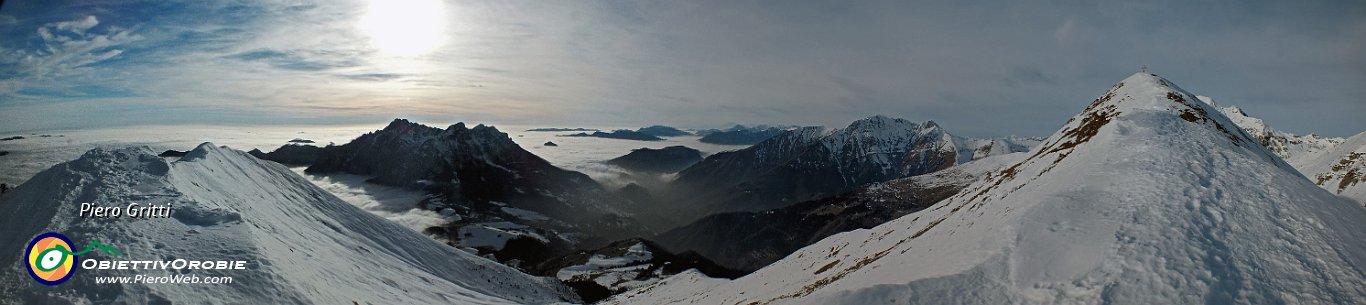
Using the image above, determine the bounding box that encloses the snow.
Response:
[458,222,550,251]
[1205,97,1363,204]
[502,206,552,221]
[606,72,1366,305]
[1209,97,1344,161]
[556,242,658,291]
[951,136,1043,163]
[0,143,578,304]
[1286,132,1366,204]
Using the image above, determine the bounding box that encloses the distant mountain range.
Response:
[609,72,1366,305]
[3,71,1361,305]
[695,125,797,145]
[1207,98,1365,204]
[528,127,600,132]
[634,125,691,137]
[562,130,665,141]
[652,115,1033,227]
[252,119,652,269]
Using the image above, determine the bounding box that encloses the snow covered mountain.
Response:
[951,136,1043,163]
[661,115,1031,226]
[1208,98,1344,161]
[654,153,1024,272]
[665,117,952,219]
[0,143,578,304]
[1289,132,1366,205]
[607,72,1366,304]
[254,119,648,254]
[1203,98,1363,204]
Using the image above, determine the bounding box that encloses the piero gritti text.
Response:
[79,202,173,218]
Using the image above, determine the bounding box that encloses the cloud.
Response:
[0,0,1361,138]
[1054,16,1076,43]
[0,15,141,97]
[53,15,99,35]
[339,73,404,81]
[228,49,359,71]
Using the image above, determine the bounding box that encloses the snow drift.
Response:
[607,72,1366,304]
[0,143,577,304]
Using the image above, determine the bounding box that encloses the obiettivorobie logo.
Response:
[23,231,247,286]
[24,232,121,286]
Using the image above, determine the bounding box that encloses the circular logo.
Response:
[25,232,76,286]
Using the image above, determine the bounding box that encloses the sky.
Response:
[0,0,1362,138]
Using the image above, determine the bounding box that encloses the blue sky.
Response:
[0,0,1362,137]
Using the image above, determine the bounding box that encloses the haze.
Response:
[1,0,1362,137]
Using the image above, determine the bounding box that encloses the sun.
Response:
[359,0,447,57]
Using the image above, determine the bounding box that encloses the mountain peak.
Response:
[614,72,1366,305]
[1,144,578,304]
[383,118,417,129]
[862,114,892,121]
[1048,72,1262,155]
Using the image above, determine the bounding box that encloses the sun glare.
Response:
[360,0,447,57]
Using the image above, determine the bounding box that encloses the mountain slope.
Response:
[654,153,1024,272]
[0,143,577,304]
[1289,132,1366,204]
[607,72,1366,305]
[256,119,646,246]
[663,116,962,222]
[950,136,1043,163]
[1207,100,1363,204]
[1209,99,1344,160]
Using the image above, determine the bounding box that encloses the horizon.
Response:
[1,1,1363,138]
[2,2,1365,302]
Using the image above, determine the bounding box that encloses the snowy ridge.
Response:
[1290,132,1366,204]
[1202,98,1363,204]
[0,143,577,304]
[951,136,1044,163]
[1206,98,1344,162]
[608,72,1366,304]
